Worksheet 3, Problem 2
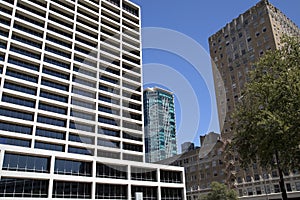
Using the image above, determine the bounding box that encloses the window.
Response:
[286,183,292,192]
[237,177,242,183]
[41,79,69,91]
[35,141,64,152]
[69,133,94,144]
[2,94,35,108]
[131,167,157,182]
[76,26,98,39]
[15,12,44,27]
[39,103,67,114]
[2,153,50,173]
[98,116,119,126]
[247,188,253,196]
[0,41,7,49]
[4,82,36,95]
[295,182,300,191]
[123,112,141,121]
[96,163,127,179]
[52,181,91,199]
[71,110,95,121]
[274,184,280,193]
[99,95,119,105]
[246,175,251,182]
[99,85,120,95]
[123,153,142,162]
[212,161,217,167]
[13,23,43,38]
[42,67,69,80]
[256,187,262,195]
[45,46,71,59]
[0,107,33,121]
[54,159,92,176]
[0,136,31,147]
[272,170,278,178]
[160,170,182,183]
[123,91,141,101]
[0,16,10,26]
[48,24,72,38]
[37,115,66,127]
[123,143,142,152]
[263,173,269,179]
[0,178,48,198]
[123,82,140,92]
[97,150,120,159]
[131,186,157,200]
[17,2,45,17]
[96,184,127,199]
[98,127,120,137]
[98,138,120,148]
[72,87,95,98]
[68,146,94,156]
[213,170,218,176]
[36,128,65,140]
[0,121,32,135]
[46,35,72,48]
[44,56,70,69]
[69,121,95,133]
[12,34,42,48]
[73,76,96,88]
[123,132,142,141]
[40,90,68,103]
[0,29,8,38]
[73,66,96,78]
[72,98,95,110]
[123,121,142,131]
[100,75,119,85]
[161,188,182,200]
[10,45,40,60]
[238,189,243,197]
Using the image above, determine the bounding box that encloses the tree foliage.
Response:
[231,36,300,200]
[202,182,238,200]
[232,36,300,170]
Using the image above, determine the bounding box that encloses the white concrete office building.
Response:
[0,0,186,199]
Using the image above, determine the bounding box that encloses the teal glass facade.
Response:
[144,87,177,163]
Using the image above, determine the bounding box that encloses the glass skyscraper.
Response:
[0,0,185,199]
[144,87,177,163]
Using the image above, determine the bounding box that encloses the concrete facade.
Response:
[0,0,185,199]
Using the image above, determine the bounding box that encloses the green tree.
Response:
[232,36,300,200]
[202,182,238,200]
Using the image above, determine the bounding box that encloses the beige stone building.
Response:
[209,0,300,140]
[209,0,300,199]
[158,132,226,200]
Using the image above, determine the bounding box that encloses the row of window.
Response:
[2,80,140,107]
[0,178,48,198]
[0,177,184,200]
[3,153,50,173]
[12,5,139,39]
[8,31,139,66]
[239,182,300,197]
[0,119,142,142]
[6,45,140,78]
[1,152,182,183]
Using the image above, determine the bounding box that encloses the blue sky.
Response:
[130,0,300,149]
